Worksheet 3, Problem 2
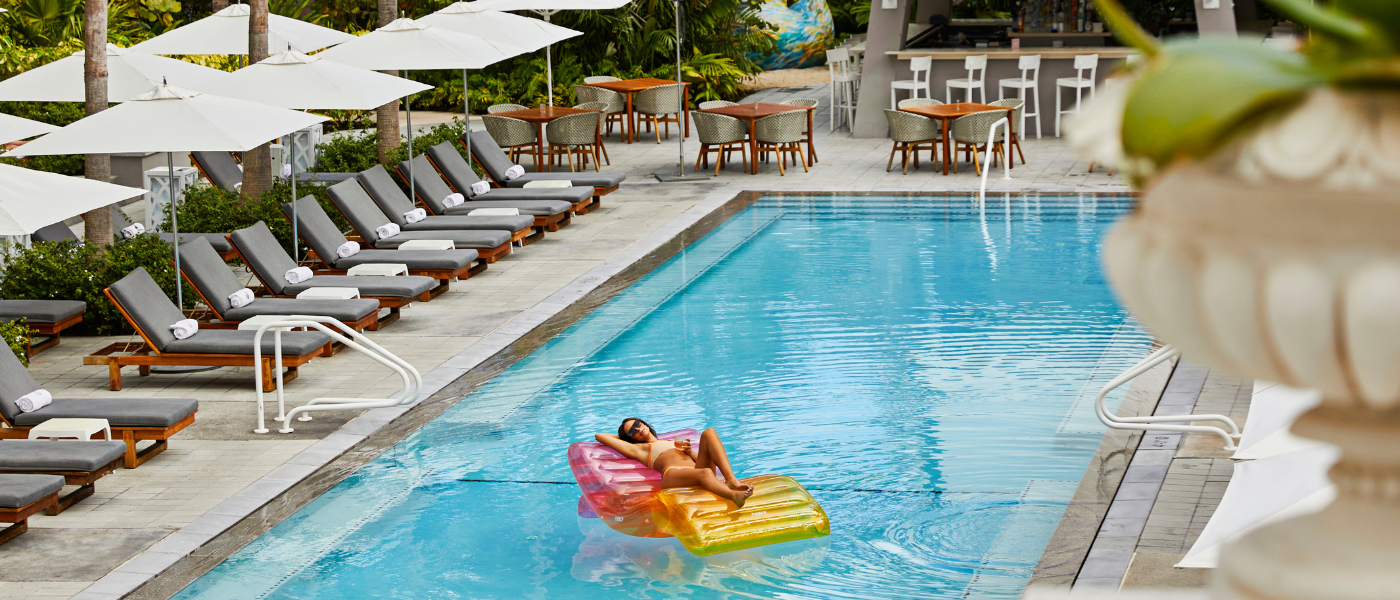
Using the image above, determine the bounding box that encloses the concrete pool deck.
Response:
[0,83,1145,600]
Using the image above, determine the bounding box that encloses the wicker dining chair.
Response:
[698,100,736,110]
[545,112,601,172]
[882,110,940,174]
[780,98,819,164]
[575,85,626,138]
[634,84,684,144]
[573,101,611,166]
[692,111,748,176]
[950,110,1008,175]
[583,75,620,84]
[482,115,540,167]
[988,98,1026,166]
[897,98,943,109]
[754,110,809,176]
[487,103,527,114]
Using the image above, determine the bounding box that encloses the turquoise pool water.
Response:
[176,194,1148,599]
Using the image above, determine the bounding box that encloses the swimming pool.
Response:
[175,193,1148,599]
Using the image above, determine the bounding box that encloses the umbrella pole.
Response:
[464,69,472,170]
[407,94,415,204]
[653,0,708,182]
[168,151,182,308]
[291,134,298,261]
[543,10,554,107]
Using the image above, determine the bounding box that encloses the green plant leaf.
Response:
[1121,39,1323,168]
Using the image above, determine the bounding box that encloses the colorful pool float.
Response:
[569,429,830,555]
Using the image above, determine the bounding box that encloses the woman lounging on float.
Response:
[596,418,756,508]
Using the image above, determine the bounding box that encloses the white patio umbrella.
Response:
[1232,381,1326,461]
[4,83,328,306]
[316,18,524,203]
[193,50,432,259]
[1176,444,1339,569]
[0,163,144,236]
[0,114,58,145]
[0,44,226,102]
[465,0,631,106]
[130,4,355,56]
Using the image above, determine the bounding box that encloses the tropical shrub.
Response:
[161,179,349,256]
[0,319,29,366]
[0,235,186,335]
[0,99,85,174]
[312,119,477,174]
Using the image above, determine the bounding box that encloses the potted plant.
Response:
[1073,1,1400,597]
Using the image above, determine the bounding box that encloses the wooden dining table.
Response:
[697,102,816,175]
[488,106,599,173]
[897,102,1015,175]
[585,78,691,144]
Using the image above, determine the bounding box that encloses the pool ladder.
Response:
[251,316,422,434]
[1095,344,1241,450]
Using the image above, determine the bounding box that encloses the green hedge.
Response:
[1,319,29,367]
[0,101,86,175]
[0,236,187,336]
[161,179,351,258]
[313,119,479,177]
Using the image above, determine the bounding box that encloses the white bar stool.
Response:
[827,48,859,131]
[1056,54,1099,137]
[946,54,987,104]
[890,56,933,109]
[998,54,1042,138]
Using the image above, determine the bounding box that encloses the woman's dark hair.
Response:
[618,418,654,443]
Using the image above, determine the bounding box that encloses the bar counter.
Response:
[888,47,1137,60]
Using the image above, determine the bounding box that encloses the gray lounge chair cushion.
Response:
[280,196,479,270]
[468,130,625,188]
[0,347,42,423]
[11,397,199,428]
[367,229,510,250]
[325,180,510,249]
[220,297,379,322]
[0,474,64,507]
[230,222,300,295]
[0,300,86,323]
[280,275,436,298]
[296,172,356,184]
[333,249,478,271]
[398,154,576,216]
[0,441,128,472]
[177,236,246,314]
[107,268,186,352]
[192,151,243,192]
[425,142,491,198]
[31,222,78,243]
[358,165,532,232]
[160,232,234,254]
[165,329,330,356]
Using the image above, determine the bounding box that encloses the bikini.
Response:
[648,440,685,476]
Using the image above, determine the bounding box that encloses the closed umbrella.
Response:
[317,18,524,202]
[0,163,144,236]
[465,0,631,106]
[4,83,328,306]
[130,4,355,56]
[0,44,226,102]
[0,114,58,145]
[194,50,432,258]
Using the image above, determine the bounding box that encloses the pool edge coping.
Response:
[89,190,1139,600]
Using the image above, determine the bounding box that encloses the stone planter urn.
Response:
[1101,89,1400,599]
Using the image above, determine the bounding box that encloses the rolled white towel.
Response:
[120,222,145,239]
[284,266,313,284]
[15,389,51,413]
[469,207,520,216]
[376,223,400,240]
[228,287,255,309]
[442,193,465,207]
[281,164,292,177]
[470,181,490,195]
[337,241,360,258]
[169,318,198,340]
[504,165,525,180]
[403,208,427,224]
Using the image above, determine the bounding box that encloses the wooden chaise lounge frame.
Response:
[23,311,84,356]
[0,489,55,545]
[278,204,486,290]
[0,453,124,512]
[84,287,330,393]
[394,157,568,236]
[173,261,380,333]
[224,234,428,330]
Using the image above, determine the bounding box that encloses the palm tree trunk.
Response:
[82,0,112,247]
[375,0,400,165]
[212,0,228,12]
[241,0,274,200]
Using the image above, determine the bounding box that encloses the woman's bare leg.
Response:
[664,467,752,508]
[693,428,749,493]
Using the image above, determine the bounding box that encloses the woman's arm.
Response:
[596,433,648,463]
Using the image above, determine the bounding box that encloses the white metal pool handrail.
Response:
[978,117,1012,205]
[252,316,422,434]
[1096,344,1243,450]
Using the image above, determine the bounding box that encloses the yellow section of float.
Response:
[650,474,830,556]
